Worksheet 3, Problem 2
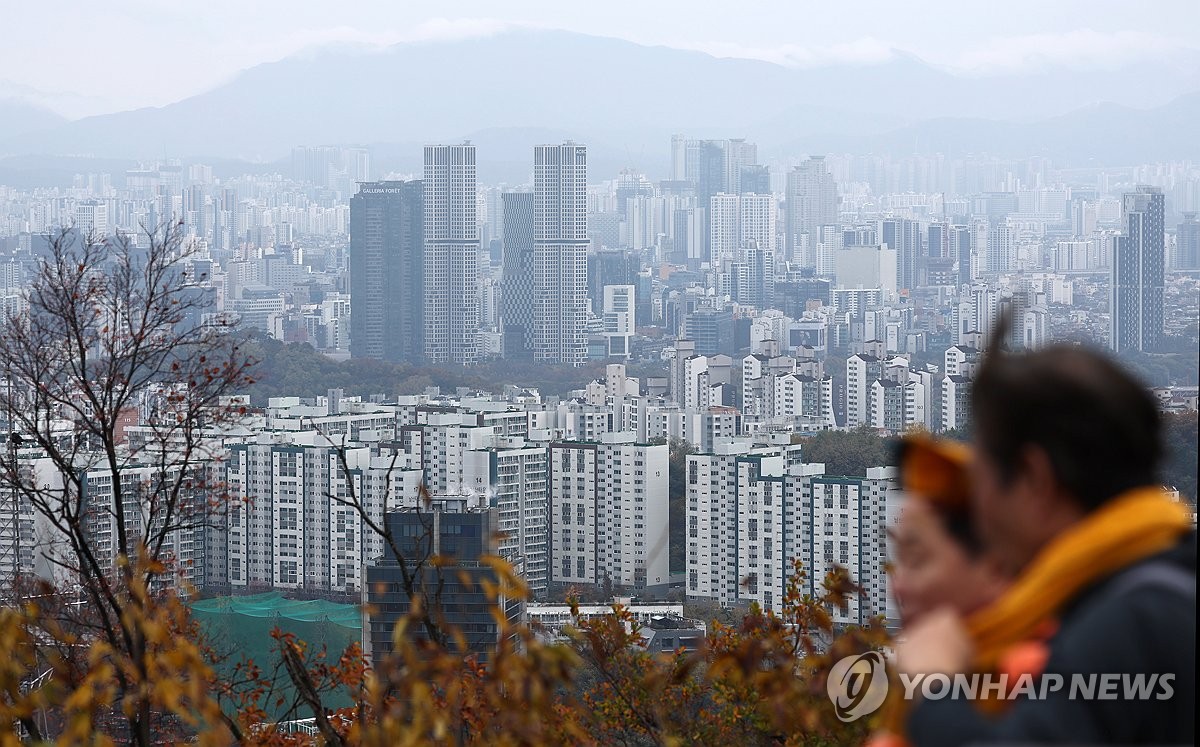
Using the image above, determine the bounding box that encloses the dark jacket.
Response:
[907,532,1196,746]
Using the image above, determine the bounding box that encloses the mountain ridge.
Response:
[0,29,1196,167]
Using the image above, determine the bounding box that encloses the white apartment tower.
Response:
[786,469,897,626]
[74,200,110,237]
[708,192,777,267]
[424,144,480,365]
[399,412,500,495]
[985,222,1016,274]
[548,434,669,590]
[685,439,804,611]
[223,434,422,593]
[845,353,883,428]
[684,445,896,626]
[464,440,550,597]
[534,143,590,366]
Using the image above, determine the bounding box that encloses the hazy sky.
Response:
[3,0,1198,116]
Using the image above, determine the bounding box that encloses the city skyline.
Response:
[0,4,1196,742]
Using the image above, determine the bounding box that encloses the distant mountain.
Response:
[0,99,65,141]
[783,92,1200,163]
[1,29,1197,167]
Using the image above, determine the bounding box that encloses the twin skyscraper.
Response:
[349,143,589,366]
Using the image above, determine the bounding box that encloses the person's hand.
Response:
[896,607,972,681]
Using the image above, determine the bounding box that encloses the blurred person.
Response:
[898,342,1196,746]
[889,437,1007,624]
[869,437,1038,747]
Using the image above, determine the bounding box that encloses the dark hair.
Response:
[892,439,984,554]
[938,506,984,556]
[970,335,1162,511]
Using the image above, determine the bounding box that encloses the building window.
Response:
[279,507,298,530]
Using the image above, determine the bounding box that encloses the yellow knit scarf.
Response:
[967,486,1193,670]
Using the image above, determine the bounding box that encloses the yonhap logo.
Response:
[828,652,889,722]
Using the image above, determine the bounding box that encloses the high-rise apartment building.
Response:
[673,137,758,199]
[950,224,973,286]
[684,439,805,611]
[26,458,208,593]
[718,242,775,311]
[708,192,776,267]
[464,439,549,598]
[291,146,370,192]
[548,434,669,590]
[670,134,689,182]
[786,157,839,266]
[723,139,758,196]
[985,222,1015,274]
[1111,186,1165,353]
[846,353,883,428]
[424,144,480,365]
[788,469,897,625]
[223,434,422,593]
[1178,213,1200,271]
[74,200,110,237]
[501,191,536,359]
[399,411,501,496]
[708,193,741,266]
[349,180,424,362]
[881,217,922,292]
[533,143,589,366]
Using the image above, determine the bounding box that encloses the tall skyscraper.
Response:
[501,191,535,359]
[1111,186,1165,353]
[881,217,922,292]
[534,143,589,366]
[349,180,424,362]
[424,144,480,366]
[950,224,973,286]
[1177,212,1200,271]
[708,192,776,267]
[708,193,741,266]
[985,222,1015,275]
[723,139,758,196]
[786,157,839,267]
[670,134,689,182]
[694,140,728,207]
[673,137,761,262]
[927,222,948,260]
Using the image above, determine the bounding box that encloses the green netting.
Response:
[191,591,363,628]
[191,592,361,721]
